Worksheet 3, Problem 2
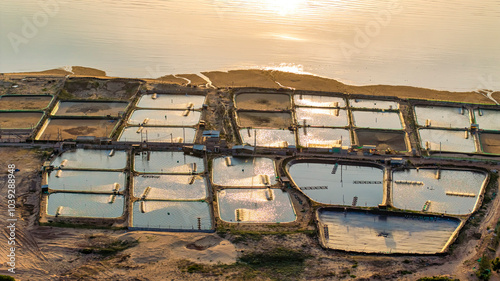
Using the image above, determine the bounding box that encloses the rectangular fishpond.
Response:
[480,133,500,154]
[47,193,124,218]
[0,95,52,110]
[48,170,126,192]
[392,169,487,215]
[419,129,476,153]
[288,163,384,207]
[37,118,117,140]
[349,99,398,110]
[128,109,201,126]
[131,201,212,230]
[298,128,351,148]
[133,174,207,200]
[295,107,349,127]
[236,111,293,129]
[53,101,128,117]
[239,128,296,148]
[415,106,471,128]
[119,127,196,143]
[137,94,206,109]
[217,188,296,223]
[51,149,127,170]
[352,111,402,130]
[134,151,204,173]
[355,129,408,151]
[212,157,277,187]
[0,112,44,129]
[294,94,345,108]
[474,109,500,131]
[319,210,460,254]
[235,93,291,110]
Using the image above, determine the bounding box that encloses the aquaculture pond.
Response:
[118,127,196,143]
[134,151,204,174]
[53,101,128,117]
[392,168,487,215]
[128,109,201,126]
[419,129,476,153]
[352,111,402,130]
[131,201,212,230]
[47,170,126,192]
[137,94,206,109]
[474,109,500,131]
[239,128,296,147]
[212,157,277,187]
[415,106,471,128]
[51,149,127,170]
[133,174,207,200]
[288,162,384,207]
[47,193,124,218]
[298,128,351,148]
[349,99,398,110]
[319,210,460,254]
[295,107,349,127]
[217,188,296,223]
[294,95,345,108]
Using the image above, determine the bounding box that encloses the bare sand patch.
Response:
[202,70,279,89]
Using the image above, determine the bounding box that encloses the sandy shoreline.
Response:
[2,66,496,105]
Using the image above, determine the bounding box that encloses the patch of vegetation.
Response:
[80,239,139,256]
[417,277,459,281]
[218,228,316,243]
[476,255,492,280]
[179,246,312,280]
[238,247,312,280]
[58,89,75,100]
[0,275,16,281]
[40,221,125,230]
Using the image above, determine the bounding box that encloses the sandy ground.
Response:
[156,75,187,85]
[0,96,53,111]
[54,102,128,117]
[203,70,495,104]
[355,129,408,151]
[492,92,500,104]
[236,111,293,129]
[64,78,141,101]
[0,112,44,129]
[38,119,117,140]
[176,74,208,86]
[235,93,291,110]
[480,133,500,154]
[202,70,280,89]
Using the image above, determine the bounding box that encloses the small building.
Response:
[232,144,255,154]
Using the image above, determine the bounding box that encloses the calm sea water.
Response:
[1,0,499,91]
